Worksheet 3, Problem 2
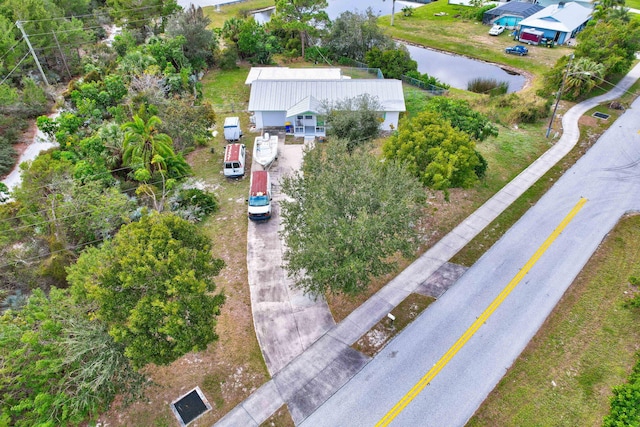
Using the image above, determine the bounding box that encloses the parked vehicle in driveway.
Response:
[223,143,246,177]
[488,25,504,36]
[248,170,272,221]
[505,45,528,56]
[518,28,544,45]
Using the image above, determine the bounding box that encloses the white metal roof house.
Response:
[245,67,346,85]
[248,78,406,137]
[517,2,592,45]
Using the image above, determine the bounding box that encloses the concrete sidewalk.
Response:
[216,63,640,426]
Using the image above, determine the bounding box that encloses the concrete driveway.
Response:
[246,137,335,376]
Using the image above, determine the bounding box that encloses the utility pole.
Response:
[52,30,72,79]
[391,0,396,26]
[546,53,573,138]
[384,0,397,26]
[15,20,49,86]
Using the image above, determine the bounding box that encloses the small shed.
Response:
[483,2,544,28]
[517,2,593,45]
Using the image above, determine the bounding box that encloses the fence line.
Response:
[400,75,448,95]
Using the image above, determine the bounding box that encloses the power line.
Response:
[0,169,208,269]
[0,151,199,225]
[0,37,25,63]
[19,5,175,24]
[26,12,180,38]
[0,237,105,269]
[0,51,32,85]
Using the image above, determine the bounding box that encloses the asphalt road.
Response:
[300,97,640,426]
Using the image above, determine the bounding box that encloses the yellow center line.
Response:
[376,197,588,427]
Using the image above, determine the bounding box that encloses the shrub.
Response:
[467,78,509,96]
[507,98,552,124]
[172,187,219,222]
[0,140,17,177]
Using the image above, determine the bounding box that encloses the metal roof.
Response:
[249,79,406,113]
[245,67,344,85]
[519,2,592,32]
[286,95,323,117]
[484,2,544,18]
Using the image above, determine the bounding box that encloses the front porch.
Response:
[286,114,326,138]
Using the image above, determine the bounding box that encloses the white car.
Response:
[488,25,505,36]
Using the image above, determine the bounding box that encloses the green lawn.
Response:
[627,0,640,9]
[203,0,274,29]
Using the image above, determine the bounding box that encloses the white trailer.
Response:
[223,117,242,141]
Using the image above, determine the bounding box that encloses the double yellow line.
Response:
[376,197,588,427]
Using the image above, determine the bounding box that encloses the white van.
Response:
[248,170,272,221]
[223,117,243,141]
[223,143,246,177]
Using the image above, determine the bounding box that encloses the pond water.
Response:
[182,0,526,93]
[251,0,423,23]
[403,44,526,93]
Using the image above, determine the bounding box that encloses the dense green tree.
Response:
[383,111,482,190]
[156,96,216,152]
[364,45,417,79]
[2,0,91,81]
[221,16,244,46]
[237,18,281,65]
[58,180,135,245]
[271,0,329,58]
[166,5,217,71]
[12,151,74,244]
[323,9,393,62]
[107,0,179,35]
[281,140,425,296]
[0,288,144,426]
[424,97,498,141]
[68,212,225,368]
[324,94,382,151]
[575,19,640,78]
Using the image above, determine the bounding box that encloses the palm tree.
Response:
[121,111,175,179]
[565,58,605,98]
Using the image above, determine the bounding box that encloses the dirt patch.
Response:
[260,404,295,427]
[353,293,435,357]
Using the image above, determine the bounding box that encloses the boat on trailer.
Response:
[253,132,278,167]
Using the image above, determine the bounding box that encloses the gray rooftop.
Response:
[484,1,544,18]
[519,2,593,32]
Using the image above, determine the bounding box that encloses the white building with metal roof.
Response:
[244,67,346,85]
[248,78,405,137]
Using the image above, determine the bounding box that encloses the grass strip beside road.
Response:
[468,214,640,427]
[376,198,587,427]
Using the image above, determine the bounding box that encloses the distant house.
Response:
[483,2,544,29]
[248,77,406,137]
[517,2,592,45]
